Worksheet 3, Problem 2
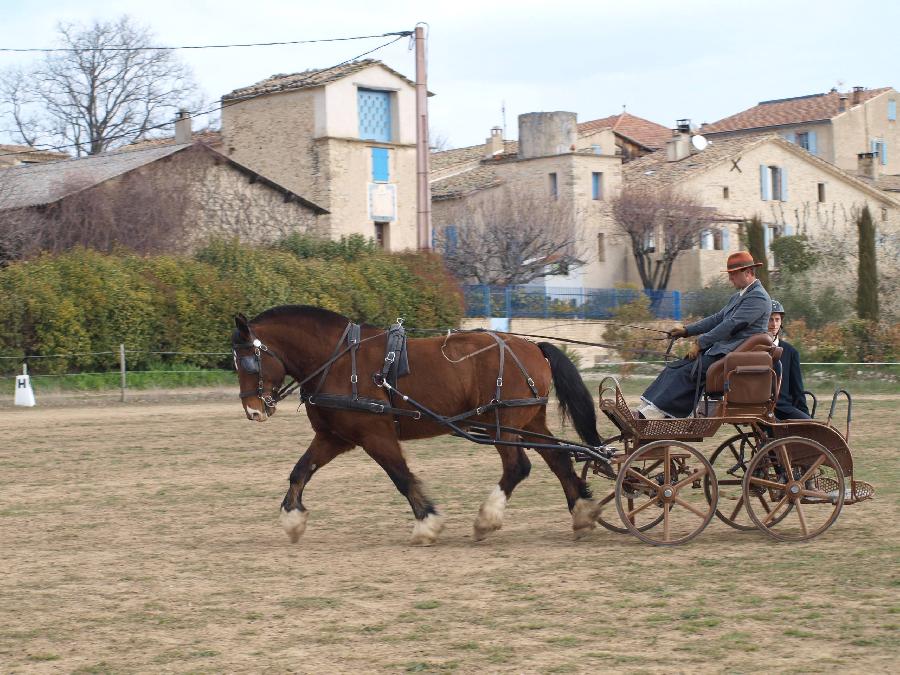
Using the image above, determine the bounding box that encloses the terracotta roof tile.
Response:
[430,140,517,174]
[701,87,893,134]
[118,130,223,152]
[876,175,900,192]
[222,59,415,101]
[578,112,672,149]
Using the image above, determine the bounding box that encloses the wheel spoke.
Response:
[663,447,671,486]
[762,496,790,525]
[756,492,773,513]
[673,495,708,519]
[728,495,745,522]
[749,476,787,491]
[673,467,707,491]
[798,455,827,485]
[626,467,660,491]
[663,502,670,540]
[777,445,793,479]
[626,496,658,519]
[795,499,808,536]
[599,491,616,506]
[800,488,831,500]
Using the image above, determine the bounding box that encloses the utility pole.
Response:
[414,25,432,250]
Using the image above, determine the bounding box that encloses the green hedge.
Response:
[0,240,463,375]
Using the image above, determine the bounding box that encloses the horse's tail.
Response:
[537,342,602,447]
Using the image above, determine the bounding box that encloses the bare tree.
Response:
[0,16,203,157]
[611,185,719,290]
[434,186,584,285]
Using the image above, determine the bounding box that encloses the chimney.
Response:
[174,109,192,144]
[484,126,504,158]
[857,152,879,180]
[838,94,849,113]
[666,120,692,162]
[852,86,864,106]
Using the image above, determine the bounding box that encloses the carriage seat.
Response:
[700,333,782,417]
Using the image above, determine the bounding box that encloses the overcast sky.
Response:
[1,0,897,150]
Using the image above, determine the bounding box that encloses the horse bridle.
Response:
[233,332,295,410]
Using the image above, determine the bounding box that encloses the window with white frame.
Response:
[760,164,787,201]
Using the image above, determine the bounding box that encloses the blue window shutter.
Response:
[760,165,769,200]
[358,89,392,142]
[871,139,878,154]
[371,147,389,182]
[721,228,730,251]
[889,99,897,121]
[808,131,818,155]
[782,131,796,143]
[780,167,788,202]
[882,141,888,165]
[446,225,458,254]
[592,172,601,199]
[785,223,795,236]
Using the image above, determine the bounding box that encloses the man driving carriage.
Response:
[638,251,771,419]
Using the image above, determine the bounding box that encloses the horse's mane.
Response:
[250,305,352,328]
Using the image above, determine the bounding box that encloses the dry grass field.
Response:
[1,386,898,674]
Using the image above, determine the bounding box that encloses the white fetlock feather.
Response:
[409,513,445,546]
[473,485,507,540]
[571,498,603,539]
[280,507,309,543]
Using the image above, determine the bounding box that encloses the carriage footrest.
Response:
[803,476,875,504]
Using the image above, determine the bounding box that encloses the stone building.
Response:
[218,60,420,251]
[433,112,900,291]
[0,141,326,254]
[0,144,69,169]
[700,86,899,177]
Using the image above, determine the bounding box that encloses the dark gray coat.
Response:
[685,279,771,357]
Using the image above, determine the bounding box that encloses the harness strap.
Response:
[348,323,361,400]
[312,322,353,396]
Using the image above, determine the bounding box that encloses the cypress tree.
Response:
[744,216,770,288]
[856,205,879,320]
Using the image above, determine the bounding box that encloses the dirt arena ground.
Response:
[1,387,897,673]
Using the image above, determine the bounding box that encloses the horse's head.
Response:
[232,313,287,422]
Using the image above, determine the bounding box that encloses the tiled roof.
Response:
[0,144,70,166]
[119,130,223,152]
[624,135,770,190]
[876,175,900,192]
[430,165,502,201]
[0,143,328,213]
[623,134,898,206]
[430,140,517,174]
[223,59,415,101]
[700,87,893,134]
[578,112,672,149]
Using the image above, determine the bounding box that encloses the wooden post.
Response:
[414,24,432,250]
[119,343,126,402]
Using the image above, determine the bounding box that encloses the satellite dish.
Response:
[691,134,709,151]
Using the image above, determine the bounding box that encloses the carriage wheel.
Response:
[581,459,665,534]
[705,432,791,531]
[615,441,718,546]
[742,437,845,542]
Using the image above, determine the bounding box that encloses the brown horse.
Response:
[232,305,608,545]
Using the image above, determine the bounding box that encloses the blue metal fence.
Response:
[463,285,682,320]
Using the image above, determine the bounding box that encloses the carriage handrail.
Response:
[826,389,852,443]
[803,390,818,418]
[598,375,624,402]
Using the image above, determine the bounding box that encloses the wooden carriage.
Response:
[587,333,874,546]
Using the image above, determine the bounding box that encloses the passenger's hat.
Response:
[771,300,785,314]
[722,250,764,272]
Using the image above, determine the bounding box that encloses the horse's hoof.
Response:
[571,498,602,538]
[473,485,506,541]
[410,513,444,546]
[280,507,308,543]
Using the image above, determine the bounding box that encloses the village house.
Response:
[700,86,899,178]
[432,111,900,292]
[0,135,326,257]
[217,59,421,251]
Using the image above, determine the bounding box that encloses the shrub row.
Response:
[0,238,463,374]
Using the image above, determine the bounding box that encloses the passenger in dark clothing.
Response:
[769,300,811,420]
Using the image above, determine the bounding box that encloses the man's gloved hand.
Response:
[686,342,701,360]
[668,325,688,339]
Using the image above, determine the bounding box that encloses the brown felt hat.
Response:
[722,250,764,272]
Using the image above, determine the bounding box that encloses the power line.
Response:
[0,31,413,53]
[0,33,408,159]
